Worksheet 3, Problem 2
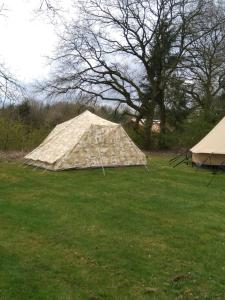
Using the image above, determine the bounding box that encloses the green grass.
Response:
[0,155,225,299]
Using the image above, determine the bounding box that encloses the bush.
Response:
[0,117,51,151]
[157,115,218,150]
[124,115,219,151]
[124,126,146,149]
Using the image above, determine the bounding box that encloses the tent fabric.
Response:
[25,110,147,170]
[191,153,225,166]
[190,116,225,165]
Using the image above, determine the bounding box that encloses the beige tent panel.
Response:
[191,117,225,154]
[191,116,225,165]
[25,110,147,170]
[25,111,117,164]
[54,124,146,170]
[192,153,225,165]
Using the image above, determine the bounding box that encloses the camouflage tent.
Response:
[25,110,147,170]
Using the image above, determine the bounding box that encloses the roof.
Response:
[191,116,225,154]
[25,110,118,164]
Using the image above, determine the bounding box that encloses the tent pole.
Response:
[97,144,105,176]
[145,157,150,172]
[18,158,26,168]
[145,165,150,172]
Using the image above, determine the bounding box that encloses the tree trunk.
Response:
[202,94,214,122]
[159,102,166,134]
[158,96,167,149]
[143,110,155,150]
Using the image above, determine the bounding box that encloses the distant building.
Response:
[128,118,161,133]
[151,120,161,133]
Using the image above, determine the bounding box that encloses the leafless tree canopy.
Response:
[184,2,225,115]
[0,2,22,106]
[43,0,225,145]
[36,0,63,21]
[0,65,23,107]
[39,0,56,11]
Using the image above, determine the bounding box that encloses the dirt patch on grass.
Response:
[0,151,27,162]
[0,150,179,162]
[146,150,186,156]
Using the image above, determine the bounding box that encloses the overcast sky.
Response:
[0,0,72,84]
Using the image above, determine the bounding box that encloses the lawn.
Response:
[0,155,225,299]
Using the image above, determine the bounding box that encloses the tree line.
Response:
[0,97,220,152]
[0,100,129,151]
[1,0,225,152]
[41,0,225,149]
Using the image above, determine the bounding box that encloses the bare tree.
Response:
[184,1,225,120]
[39,0,56,10]
[0,2,23,107]
[36,0,63,21]
[43,0,224,147]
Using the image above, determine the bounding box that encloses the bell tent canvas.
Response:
[191,116,225,166]
[25,110,147,170]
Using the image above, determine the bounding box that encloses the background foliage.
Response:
[0,98,223,152]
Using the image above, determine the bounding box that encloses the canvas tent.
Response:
[191,116,225,166]
[25,110,147,170]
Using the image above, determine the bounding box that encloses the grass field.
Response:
[0,155,225,299]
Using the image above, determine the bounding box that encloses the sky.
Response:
[0,0,72,85]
